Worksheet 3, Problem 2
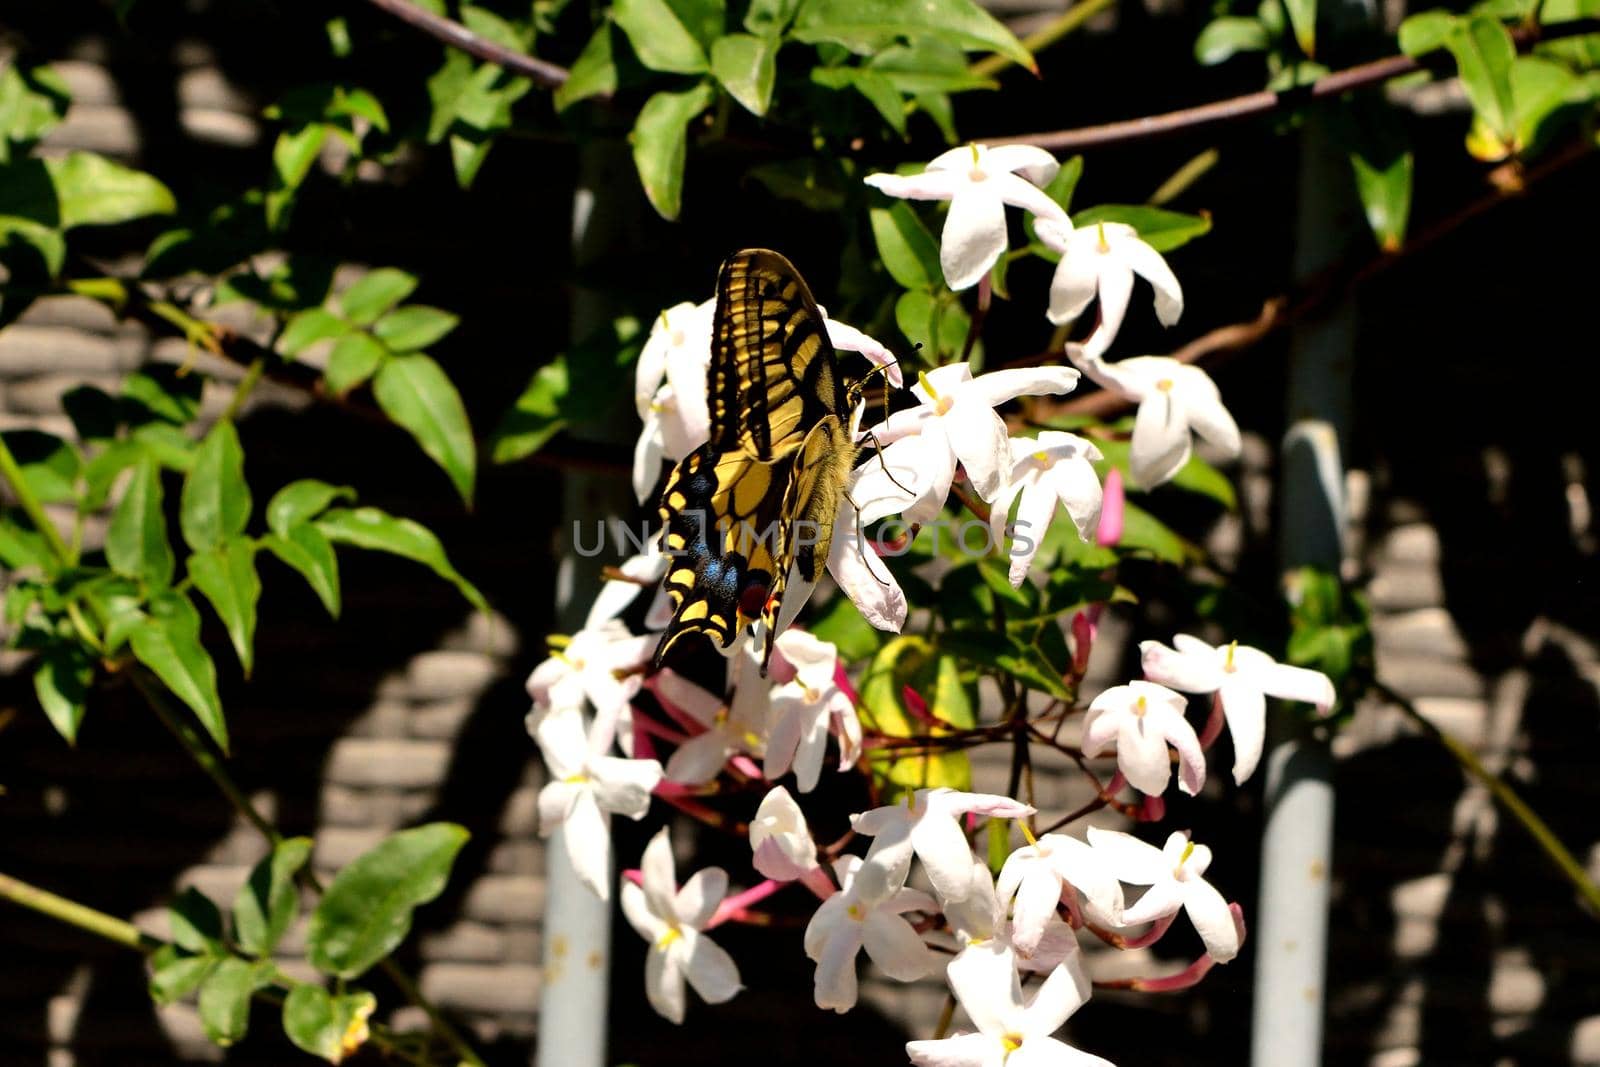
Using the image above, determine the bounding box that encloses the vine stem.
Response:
[362,0,572,88]
[130,671,490,1065]
[0,431,73,564]
[985,18,1600,152]
[0,870,160,951]
[1376,681,1600,917]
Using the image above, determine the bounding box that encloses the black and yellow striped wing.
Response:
[653,249,854,672]
[707,249,848,461]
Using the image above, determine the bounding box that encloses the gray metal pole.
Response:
[1250,115,1357,1066]
[537,141,640,1067]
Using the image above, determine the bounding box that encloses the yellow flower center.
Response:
[714,706,730,727]
[564,773,589,785]
[1002,1034,1024,1053]
[547,633,572,651]
[1224,640,1238,672]
[656,926,683,950]
[1156,378,1174,392]
[1133,694,1148,717]
[1096,222,1111,254]
[1178,839,1196,872]
[1018,820,1039,847]
[847,903,865,921]
[743,730,763,749]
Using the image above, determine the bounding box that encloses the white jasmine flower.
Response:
[620,828,743,1022]
[1066,350,1241,490]
[651,666,764,785]
[532,706,663,899]
[908,946,1114,1067]
[945,858,1080,974]
[988,431,1104,587]
[1082,680,1205,799]
[996,831,1124,954]
[1140,634,1336,784]
[866,362,1082,516]
[804,855,937,1012]
[1037,219,1183,359]
[525,621,655,744]
[850,787,1034,904]
[1087,827,1240,963]
[749,785,820,882]
[764,630,861,793]
[865,143,1067,290]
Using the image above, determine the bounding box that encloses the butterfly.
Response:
[651,249,871,674]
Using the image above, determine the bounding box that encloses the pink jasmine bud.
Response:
[1096,467,1125,546]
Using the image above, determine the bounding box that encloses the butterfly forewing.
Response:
[708,250,847,461]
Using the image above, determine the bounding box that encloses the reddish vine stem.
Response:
[984,18,1600,153]
[362,0,573,88]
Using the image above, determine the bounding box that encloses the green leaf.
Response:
[149,948,217,1006]
[272,124,328,192]
[870,202,941,288]
[1508,55,1579,154]
[179,421,251,554]
[1350,147,1412,253]
[489,359,567,462]
[808,590,886,662]
[869,40,998,93]
[261,525,342,617]
[793,0,1033,69]
[711,33,779,115]
[813,67,907,135]
[131,422,197,473]
[44,151,175,228]
[307,823,470,978]
[1283,0,1317,56]
[426,49,476,141]
[940,630,1074,701]
[372,306,459,352]
[745,0,800,35]
[282,985,377,1062]
[122,366,203,426]
[613,0,709,73]
[169,887,225,955]
[267,480,356,537]
[0,64,71,155]
[1,430,80,504]
[198,958,274,1047]
[1446,15,1518,141]
[316,507,488,615]
[234,837,313,958]
[1117,500,1201,564]
[1195,17,1271,64]
[131,593,227,751]
[747,159,848,211]
[188,542,261,675]
[34,645,93,744]
[279,309,351,356]
[554,24,618,111]
[1070,204,1212,253]
[1398,10,1457,55]
[337,268,418,326]
[631,84,715,221]
[666,0,727,49]
[107,455,175,586]
[324,332,388,396]
[461,5,533,49]
[0,513,54,572]
[372,353,476,506]
[858,637,972,794]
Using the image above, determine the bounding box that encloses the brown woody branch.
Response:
[985,18,1600,153]
[362,0,572,88]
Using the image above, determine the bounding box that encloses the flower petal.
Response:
[984,143,1062,187]
[621,880,666,943]
[1085,827,1169,885]
[967,367,1082,409]
[1012,1036,1116,1067]
[1118,879,1185,926]
[674,867,728,929]
[828,514,907,633]
[865,169,964,202]
[911,812,982,903]
[1117,235,1184,326]
[562,791,612,898]
[1219,675,1267,785]
[590,755,664,819]
[640,827,678,917]
[940,186,1008,291]
[1129,388,1193,490]
[1257,660,1337,712]
[1010,865,1064,956]
[813,920,864,1012]
[1139,639,1224,694]
[1008,477,1059,586]
[1021,953,1092,1035]
[683,927,744,1002]
[645,939,688,1023]
[536,779,580,837]
[855,819,916,903]
[1046,243,1102,326]
[863,911,934,980]
[1093,255,1135,354]
[990,170,1070,224]
[946,941,1021,1036]
[906,1034,998,1067]
[1117,713,1174,797]
[1182,876,1241,962]
[945,399,1011,502]
[826,316,903,388]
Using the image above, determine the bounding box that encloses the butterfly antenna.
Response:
[845,492,892,589]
